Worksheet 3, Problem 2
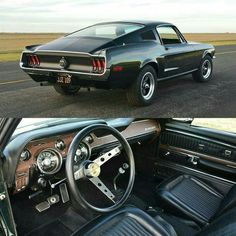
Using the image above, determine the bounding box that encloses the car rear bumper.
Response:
[29,70,111,89]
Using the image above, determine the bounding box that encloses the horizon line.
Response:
[1,32,236,34]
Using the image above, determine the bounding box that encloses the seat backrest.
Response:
[198,207,236,236]
[215,185,236,218]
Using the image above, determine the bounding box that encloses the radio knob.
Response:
[55,140,65,151]
[20,150,31,161]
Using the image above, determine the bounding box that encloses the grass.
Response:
[0,53,22,62]
[0,33,63,62]
[0,33,236,62]
[184,33,236,46]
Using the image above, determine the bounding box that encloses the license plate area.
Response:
[57,73,72,84]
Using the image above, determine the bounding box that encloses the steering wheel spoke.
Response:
[94,146,121,167]
[89,177,116,203]
[74,166,84,180]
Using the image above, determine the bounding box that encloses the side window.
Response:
[156,26,182,45]
[140,30,156,40]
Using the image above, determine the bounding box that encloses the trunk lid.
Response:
[37,36,115,54]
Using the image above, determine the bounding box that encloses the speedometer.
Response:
[74,143,90,163]
[37,148,62,174]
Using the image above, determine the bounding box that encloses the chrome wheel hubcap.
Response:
[202,60,212,79]
[141,72,155,100]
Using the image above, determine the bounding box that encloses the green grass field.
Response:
[0,33,236,62]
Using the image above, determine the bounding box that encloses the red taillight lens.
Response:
[97,59,102,72]
[28,55,40,67]
[91,58,105,74]
[92,59,97,71]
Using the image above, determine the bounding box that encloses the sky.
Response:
[0,0,235,33]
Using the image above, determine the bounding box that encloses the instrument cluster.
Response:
[18,134,93,176]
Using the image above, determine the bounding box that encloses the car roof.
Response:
[95,20,172,27]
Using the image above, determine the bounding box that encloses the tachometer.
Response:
[37,148,62,174]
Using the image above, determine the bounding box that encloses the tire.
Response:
[53,84,80,96]
[126,65,158,106]
[192,55,213,82]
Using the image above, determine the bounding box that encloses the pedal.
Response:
[47,194,60,205]
[59,183,70,203]
[35,201,50,212]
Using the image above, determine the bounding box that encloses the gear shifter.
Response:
[113,163,129,190]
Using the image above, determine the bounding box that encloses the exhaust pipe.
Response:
[40,82,52,87]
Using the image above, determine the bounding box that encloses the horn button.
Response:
[84,162,101,178]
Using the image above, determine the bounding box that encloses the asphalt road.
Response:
[0,45,236,118]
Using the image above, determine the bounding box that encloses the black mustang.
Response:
[20,21,215,106]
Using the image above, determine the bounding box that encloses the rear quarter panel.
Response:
[105,41,165,88]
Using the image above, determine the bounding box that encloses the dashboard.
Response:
[3,119,161,193]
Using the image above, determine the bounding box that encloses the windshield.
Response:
[66,23,144,39]
[13,118,134,136]
[14,118,93,135]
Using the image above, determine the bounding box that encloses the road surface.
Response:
[0,45,235,117]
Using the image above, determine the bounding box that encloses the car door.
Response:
[156,25,197,78]
[156,119,236,195]
[0,118,20,236]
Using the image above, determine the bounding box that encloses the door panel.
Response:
[157,121,236,184]
[156,26,197,77]
[162,44,197,76]
[0,159,17,236]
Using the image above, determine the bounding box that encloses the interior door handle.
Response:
[187,154,199,165]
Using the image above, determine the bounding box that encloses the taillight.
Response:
[91,58,106,74]
[28,54,40,67]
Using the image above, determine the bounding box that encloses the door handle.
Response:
[187,154,199,165]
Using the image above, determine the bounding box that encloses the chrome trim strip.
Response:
[227,165,236,169]
[23,49,104,57]
[165,128,236,149]
[20,50,107,77]
[158,161,236,184]
[164,67,179,72]
[161,144,236,167]
[158,69,198,81]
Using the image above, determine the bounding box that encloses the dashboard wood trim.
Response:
[14,120,160,192]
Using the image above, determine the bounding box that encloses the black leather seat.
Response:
[156,175,236,225]
[73,206,177,236]
[72,206,236,236]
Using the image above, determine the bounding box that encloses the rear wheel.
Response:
[53,84,80,96]
[192,55,213,82]
[126,65,158,106]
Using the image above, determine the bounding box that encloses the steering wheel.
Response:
[66,124,135,213]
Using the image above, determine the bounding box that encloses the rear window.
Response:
[67,23,144,39]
